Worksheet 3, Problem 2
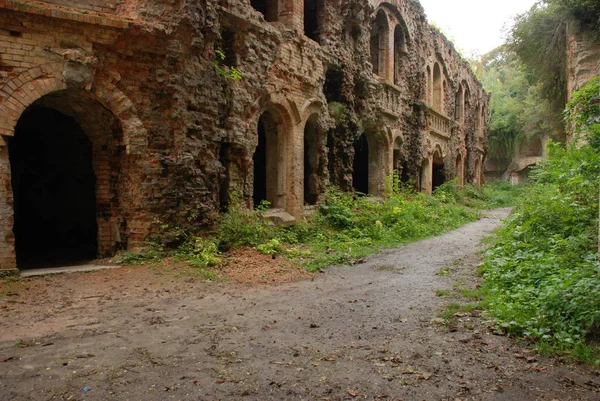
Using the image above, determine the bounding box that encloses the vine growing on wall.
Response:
[566,75,600,148]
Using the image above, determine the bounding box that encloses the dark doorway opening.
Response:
[324,68,344,103]
[401,161,410,184]
[304,115,319,205]
[432,159,445,191]
[9,106,97,269]
[353,134,369,194]
[253,118,267,208]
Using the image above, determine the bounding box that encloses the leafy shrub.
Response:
[177,237,222,268]
[257,239,282,255]
[215,203,273,249]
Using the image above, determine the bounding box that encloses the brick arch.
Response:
[380,2,412,45]
[299,99,323,123]
[0,63,147,154]
[252,97,296,212]
[426,140,447,159]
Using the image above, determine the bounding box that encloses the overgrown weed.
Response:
[112,179,520,283]
[479,76,600,365]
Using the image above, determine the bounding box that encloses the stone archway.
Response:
[5,89,125,269]
[353,131,388,195]
[432,149,445,191]
[0,65,146,271]
[253,108,289,210]
[0,64,147,155]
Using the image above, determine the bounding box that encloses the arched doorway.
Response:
[353,134,369,194]
[353,132,387,195]
[7,90,123,269]
[9,106,96,268]
[253,110,287,209]
[432,150,445,191]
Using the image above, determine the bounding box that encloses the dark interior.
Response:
[9,105,97,269]
[353,134,369,194]
[253,118,267,207]
[304,119,318,205]
[304,0,321,43]
[432,161,445,191]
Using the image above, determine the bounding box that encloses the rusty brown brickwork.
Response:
[0,0,488,271]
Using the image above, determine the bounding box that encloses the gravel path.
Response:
[1,208,599,401]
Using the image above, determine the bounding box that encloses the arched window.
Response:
[304,0,324,43]
[370,10,390,78]
[455,83,464,123]
[251,0,279,22]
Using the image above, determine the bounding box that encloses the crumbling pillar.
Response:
[420,157,432,195]
[0,145,16,272]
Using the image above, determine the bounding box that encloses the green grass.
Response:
[460,287,483,300]
[435,289,450,297]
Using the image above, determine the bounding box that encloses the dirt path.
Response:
[1,209,599,401]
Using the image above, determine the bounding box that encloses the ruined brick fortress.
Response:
[0,0,488,272]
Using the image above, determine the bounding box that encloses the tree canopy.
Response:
[509,0,600,109]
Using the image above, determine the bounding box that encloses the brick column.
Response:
[420,157,432,195]
[384,22,395,83]
[0,146,17,272]
[279,0,303,30]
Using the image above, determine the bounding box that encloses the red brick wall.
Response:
[37,0,119,15]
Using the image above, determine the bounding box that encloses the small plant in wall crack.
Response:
[214,49,242,81]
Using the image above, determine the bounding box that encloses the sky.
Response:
[418,0,539,57]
